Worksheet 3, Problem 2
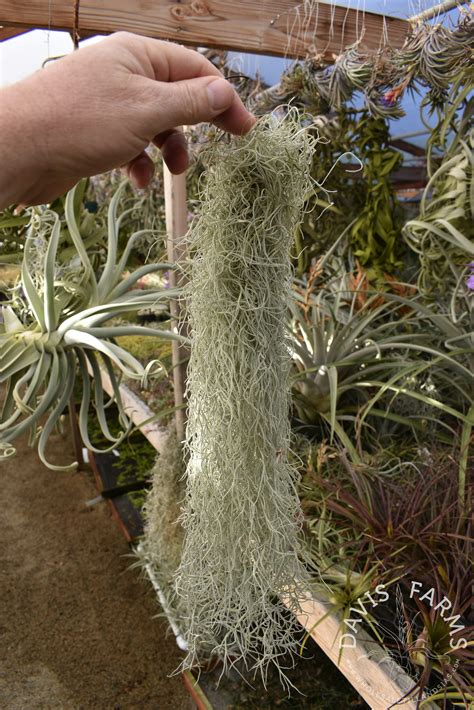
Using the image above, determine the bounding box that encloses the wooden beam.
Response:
[0,1,409,59]
[0,25,29,41]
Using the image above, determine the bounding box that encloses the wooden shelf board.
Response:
[282,588,439,710]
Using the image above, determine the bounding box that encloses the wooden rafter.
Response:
[0,1,408,59]
[0,25,29,41]
[389,138,426,157]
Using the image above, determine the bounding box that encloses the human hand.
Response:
[0,32,256,208]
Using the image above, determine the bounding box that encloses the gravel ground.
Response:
[0,424,192,710]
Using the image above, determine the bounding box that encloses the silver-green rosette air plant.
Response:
[0,183,184,469]
[170,111,318,683]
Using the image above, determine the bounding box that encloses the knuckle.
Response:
[111,31,136,45]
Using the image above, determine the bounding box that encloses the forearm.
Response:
[0,81,47,209]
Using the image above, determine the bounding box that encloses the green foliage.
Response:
[404,111,474,301]
[349,115,403,278]
[287,111,402,278]
[298,442,473,705]
[294,112,366,273]
[0,208,30,263]
[115,334,173,369]
[404,600,474,708]
[291,266,472,425]
[88,153,167,264]
[290,257,473,499]
[87,401,156,509]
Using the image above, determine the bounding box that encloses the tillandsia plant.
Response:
[253,14,473,120]
[290,256,473,503]
[395,16,474,104]
[142,428,186,620]
[0,182,185,469]
[403,124,474,301]
[174,111,317,683]
[300,451,474,707]
[88,148,168,264]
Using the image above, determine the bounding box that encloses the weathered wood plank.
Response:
[0,1,408,59]
[390,138,426,157]
[283,588,439,710]
[410,0,471,24]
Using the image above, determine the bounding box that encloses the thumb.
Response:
[148,76,253,135]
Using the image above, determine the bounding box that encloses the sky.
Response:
[0,1,465,143]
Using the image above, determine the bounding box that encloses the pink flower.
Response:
[467,263,474,291]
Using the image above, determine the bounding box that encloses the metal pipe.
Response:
[136,542,189,652]
[410,0,472,24]
[390,129,430,141]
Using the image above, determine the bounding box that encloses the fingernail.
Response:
[207,78,233,112]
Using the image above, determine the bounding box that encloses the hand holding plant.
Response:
[0,32,255,209]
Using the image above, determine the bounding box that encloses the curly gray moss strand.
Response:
[176,112,318,682]
[143,429,186,618]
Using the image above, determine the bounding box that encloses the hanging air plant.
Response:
[0,183,185,468]
[252,15,473,120]
[403,126,474,300]
[175,111,317,681]
[396,18,473,94]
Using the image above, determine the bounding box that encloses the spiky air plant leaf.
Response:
[290,255,474,504]
[0,183,186,469]
[396,17,474,94]
[174,111,317,683]
[403,126,474,300]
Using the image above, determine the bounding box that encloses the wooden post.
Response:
[163,151,188,444]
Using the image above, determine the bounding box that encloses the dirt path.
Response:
[0,426,192,710]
